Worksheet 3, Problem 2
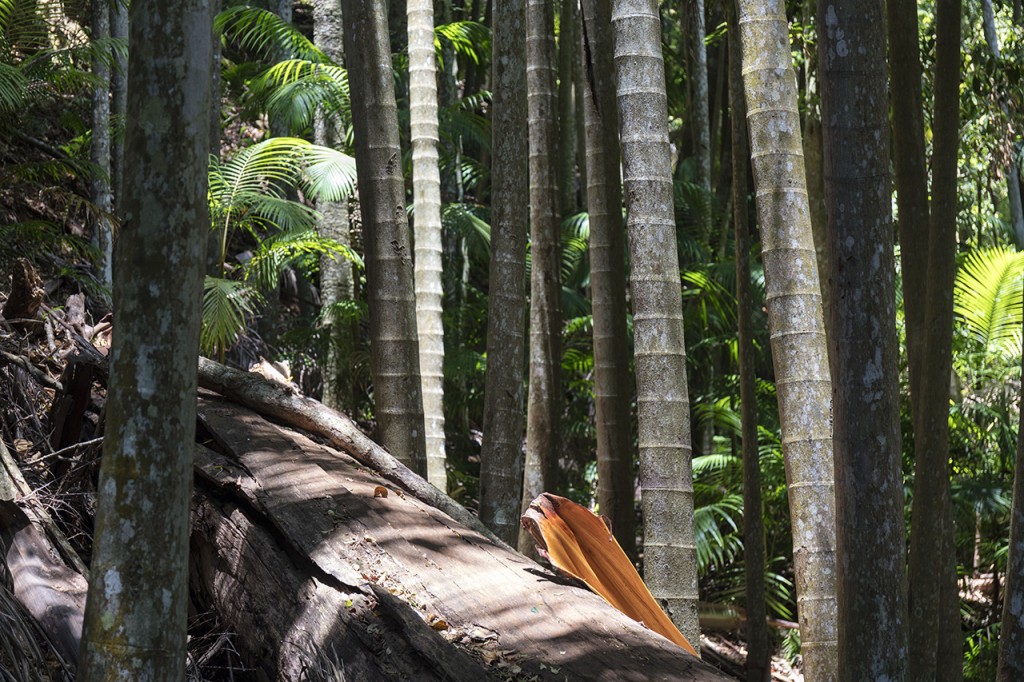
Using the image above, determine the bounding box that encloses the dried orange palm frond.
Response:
[520,493,699,657]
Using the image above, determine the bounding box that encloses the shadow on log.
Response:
[191,389,731,681]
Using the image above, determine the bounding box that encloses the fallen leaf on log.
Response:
[521,492,700,657]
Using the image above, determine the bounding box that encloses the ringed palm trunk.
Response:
[610,0,700,649]
[408,0,448,489]
[91,0,112,289]
[683,0,710,193]
[518,0,562,553]
[557,0,577,216]
[79,0,212,676]
[735,1,838,678]
[479,0,529,544]
[342,0,427,476]
[726,5,768,678]
[817,1,909,678]
[579,0,636,561]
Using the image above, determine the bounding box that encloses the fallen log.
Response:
[192,397,732,681]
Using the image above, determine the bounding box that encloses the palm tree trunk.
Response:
[818,1,909,678]
[479,0,529,544]
[579,0,637,562]
[610,0,700,650]
[726,6,768,679]
[683,0,710,194]
[557,0,577,216]
[79,1,212,676]
[91,0,112,290]
[735,1,838,678]
[519,0,562,553]
[408,0,448,489]
[342,0,428,476]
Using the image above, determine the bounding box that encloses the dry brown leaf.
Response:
[520,492,699,657]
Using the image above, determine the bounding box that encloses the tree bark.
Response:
[683,0,710,194]
[519,0,562,553]
[818,1,909,679]
[726,5,768,678]
[78,0,212,676]
[342,0,428,476]
[313,0,357,413]
[557,0,578,216]
[408,0,448,489]
[480,0,529,545]
[610,0,700,650]
[735,1,838,678]
[90,0,113,290]
[579,0,637,562]
[906,1,964,679]
[190,397,732,681]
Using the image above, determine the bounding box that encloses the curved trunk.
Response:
[610,0,700,650]
[735,1,838,678]
[408,0,448,489]
[342,0,427,476]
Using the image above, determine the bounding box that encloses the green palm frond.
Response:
[435,20,490,67]
[301,144,357,202]
[201,276,264,356]
[953,245,1024,358]
[251,59,350,133]
[694,493,743,573]
[244,228,362,291]
[0,61,25,111]
[442,202,490,259]
[216,5,327,64]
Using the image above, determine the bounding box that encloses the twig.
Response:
[10,129,68,159]
[36,436,103,463]
[0,350,62,392]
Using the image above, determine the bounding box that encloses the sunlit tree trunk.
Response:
[818,1,909,678]
[342,0,427,475]
[314,0,356,413]
[91,0,112,289]
[480,0,529,544]
[78,1,211,677]
[906,1,964,678]
[408,0,448,489]
[578,0,636,562]
[683,0,710,193]
[981,0,1024,246]
[726,5,768,678]
[518,0,562,552]
[735,1,838,678]
[999,309,1024,679]
[610,0,699,649]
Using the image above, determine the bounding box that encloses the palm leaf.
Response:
[434,20,490,67]
[201,276,264,356]
[216,6,327,64]
[953,245,1024,358]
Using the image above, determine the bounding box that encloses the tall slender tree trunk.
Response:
[907,1,964,679]
[110,0,127,214]
[519,0,562,553]
[998,298,1024,680]
[610,0,700,650]
[91,0,112,290]
[557,0,577,216]
[818,2,909,679]
[479,0,529,544]
[981,0,1024,246]
[726,6,768,679]
[579,0,636,562]
[78,1,212,677]
[683,0,710,194]
[314,0,356,413]
[735,1,838,679]
[408,0,448,489]
[342,0,428,476]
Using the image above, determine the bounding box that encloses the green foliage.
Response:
[202,277,264,359]
[953,245,1024,359]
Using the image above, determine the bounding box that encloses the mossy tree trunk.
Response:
[78,1,212,677]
